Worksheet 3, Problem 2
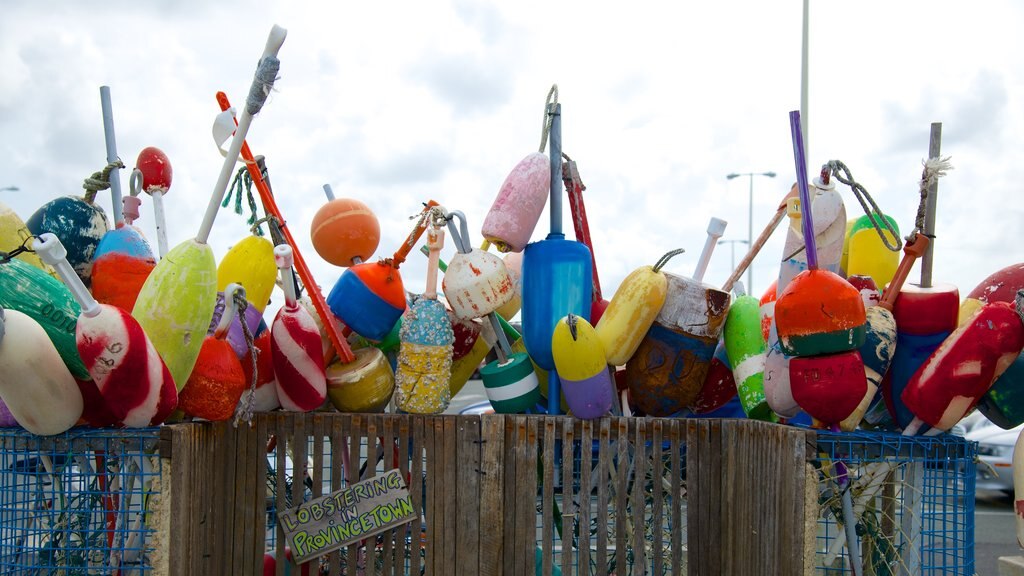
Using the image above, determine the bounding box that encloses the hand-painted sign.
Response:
[277,468,417,564]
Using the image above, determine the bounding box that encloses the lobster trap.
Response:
[811,429,976,575]
[0,427,161,575]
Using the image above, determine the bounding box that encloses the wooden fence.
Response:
[154,414,815,575]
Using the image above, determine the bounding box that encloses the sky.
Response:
[2,1,1023,322]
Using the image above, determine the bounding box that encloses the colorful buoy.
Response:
[310,193,380,267]
[552,314,613,419]
[0,308,84,435]
[26,196,110,287]
[271,245,327,412]
[395,221,453,414]
[177,284,248,421]
[326,346,394,413]
[35,233,176,427]
[0,257,88,379]
[217,235,277,314]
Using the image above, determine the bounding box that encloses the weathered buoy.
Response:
[36,233,176,427]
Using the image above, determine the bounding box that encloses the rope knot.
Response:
[82,160,126,204]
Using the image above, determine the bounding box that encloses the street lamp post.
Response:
[726,171,776,293]
[717,239,749,284]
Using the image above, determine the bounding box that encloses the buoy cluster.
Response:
[1,27,1021,442]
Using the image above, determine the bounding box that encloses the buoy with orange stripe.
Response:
[328,201,438,341]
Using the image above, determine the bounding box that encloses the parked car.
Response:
[964,417,1023,495]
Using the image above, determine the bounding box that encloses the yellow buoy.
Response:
[217,236,277,313]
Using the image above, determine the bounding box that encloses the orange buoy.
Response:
[310,190,380,267]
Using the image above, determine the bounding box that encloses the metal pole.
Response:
[748,174,754,292]
[801,0,810,161]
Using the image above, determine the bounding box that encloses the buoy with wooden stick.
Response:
[885,124,958,431]
[395,211,454,414]
[624,218,730,416]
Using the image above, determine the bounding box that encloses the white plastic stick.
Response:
[196,25,287,244]
[693,217,727,282]
[33,233,101,318]
[151,190,169,258]
[323,183,335,201]
[274,244,297,308]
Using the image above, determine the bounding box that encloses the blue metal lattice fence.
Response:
[813,429,976,576]
[0,427,161,575]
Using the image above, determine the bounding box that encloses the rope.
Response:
[824,160,902,251]
[232,291,258,427]
[82,160,125,204]
[223,166,265,236]
[914,156,954,235]
[539,84,559,153]
[652,248,686,273]
[0,234,36,265]
[566,313,578,341]
[246,56,281,116]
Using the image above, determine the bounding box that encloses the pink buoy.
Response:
[481,152,551,253]
[272,245,327,412]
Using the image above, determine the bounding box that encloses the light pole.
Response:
[717,239,749,282]
[726,171,776,293]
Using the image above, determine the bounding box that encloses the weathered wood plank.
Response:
[670,419,683,574]
[411,416,425,575]
[579,419,593,576]
[651,419,664,576]
[596,418,611,573]
[632,418,647,576]
[615,418,628,575]
[444,417,458,574]
[542,417,555,576]
[502,416,519,576]
[481,415,505,576]
[382,416,396,575]
[253,416,270,574]
[456,415,481,575]
[686,419,704,576]
[346,414,362,571]
[275,416,288,576]
[328,416,344,575]
[293,415,310,575]
[237,416,258,573]
[515,417,537,576]
[165,426,192,574]
[560,418,574,576]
